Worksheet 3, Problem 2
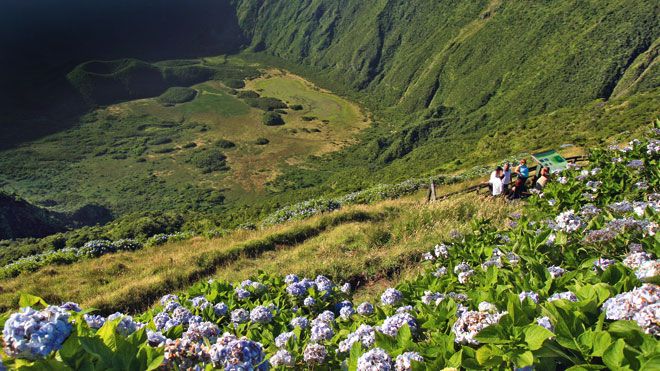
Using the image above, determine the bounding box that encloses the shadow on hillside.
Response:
[0,0,247,150]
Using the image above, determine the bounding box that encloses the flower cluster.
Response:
[2,306,71,360]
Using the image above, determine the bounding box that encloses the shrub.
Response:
[157,87,197,105]
[255,138,270,145]
[148,137,172,145]
[153,147,176,154]
[302,116,316,121]
[182,142,197,149]
[215,139,236,149]
[246,97,288,111]
[237,90,260,99]
[161,65,216,86]
[188,149,230,173]
[263,112,285,126]
[290,104,303,110]
[223,79,245,89]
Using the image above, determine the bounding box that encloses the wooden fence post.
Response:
[426,180,437,203]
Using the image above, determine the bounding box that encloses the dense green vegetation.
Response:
[0,0,658,293]
[67,58,259,107]
[0,128,658,370]
[157,87,197,105]
[262,112,285,126]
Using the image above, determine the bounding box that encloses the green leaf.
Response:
[591,331,612,357]
[18,294,48,308]
[96,320,120,351]
[513,350,534,367]
[474,324,510,344]
[446,349,462,368]
[15,359,73,371]
[523,324,554,350]
[602,339,626,369]
[475,344,503,367]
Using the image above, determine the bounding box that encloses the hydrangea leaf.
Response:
[523,324,554,351]
[18,294,48,309]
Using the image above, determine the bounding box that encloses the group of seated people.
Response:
[488,158,550,198]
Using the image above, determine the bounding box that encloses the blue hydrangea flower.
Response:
[59,302,81,312]
[235,288,251,300]
[213,302,228,316]
[209,333,268,370]
[274,331,296,348]
[303,296,316,307]
[83,314,106,329]
[231,309,249,324]
[270,349,295,367]
[395,352,424,371]
[284,274,300,284]
[315,275,334,293]
[146,330,167,347]
[547,291,578,303]
[340,282,351,294]
[335,300,352,311]
[250,306,273,324]
[303,343,327,365]
[160,294,179,306]
[107,313,140,336]
[378,312,417,337]
[314,310,335,324]
[290,316,309,329]
[3,306,72,360]
[338,324,375,353]
[171,307,194,325]
[311,321,334,342]
[189,296,211,310]
[357,302,374,315]
[381,288,403,306]
[339,306,355,320]
[518,291,540,304]
[183,321,220,343]
[357,348,392,370]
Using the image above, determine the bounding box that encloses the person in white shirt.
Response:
[489,166,504,196]
[502,162,512,195]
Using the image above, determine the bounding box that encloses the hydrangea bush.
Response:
[0,128,658,369]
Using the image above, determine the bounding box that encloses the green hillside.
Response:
[233,0,658,113]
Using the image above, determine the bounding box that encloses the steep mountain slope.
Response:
[233,0,658,118]
[0,192,112,239]
[0,0,247,148]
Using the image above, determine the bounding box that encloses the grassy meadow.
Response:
[0,190,515,314]
[0,64,368,215]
